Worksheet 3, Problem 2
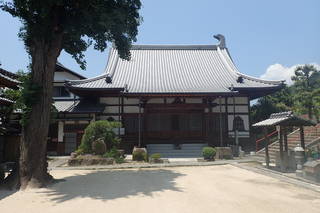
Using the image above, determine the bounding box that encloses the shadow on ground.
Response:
[0,189,17,200]
[40,169,184,203]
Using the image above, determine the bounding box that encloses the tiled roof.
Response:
[66,36,284,96]
[0,97,14,105]
[53,99,104,113]
[252,111,316,127]
[0,69,20,88]
[56,62,86,80]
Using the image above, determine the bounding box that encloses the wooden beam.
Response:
[263,128,270,168]
[300,126,305,150]
[279,126,285,171]
[283,127,288,153]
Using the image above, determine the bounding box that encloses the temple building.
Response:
[49,35,284,156]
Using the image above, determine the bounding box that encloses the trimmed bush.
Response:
[149,153,163,163]
[202,147,216,160]
[150,153,161,160]
[91,138,107,155]
[103,148,126,164]
[132,147,148,161]
[77,120,121,154]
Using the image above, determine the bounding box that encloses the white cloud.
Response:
[260,63,320,85]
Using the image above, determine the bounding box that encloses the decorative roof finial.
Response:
[214,34,226,49]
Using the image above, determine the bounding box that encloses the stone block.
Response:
[215,147,233,160]
[303,160,320,182]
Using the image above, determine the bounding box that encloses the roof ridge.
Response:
[129,44,219,50]
[66,73,108,85]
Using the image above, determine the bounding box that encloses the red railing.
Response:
[255,130,278,152]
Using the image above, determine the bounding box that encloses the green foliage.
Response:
[1,0,142,69]
[291,65,320,121]
[103,147,125,163]
[132,149,147,161]
[251,64,320,125]
[78,120,121,154]
[150,153,161,160]
[91,138,107,155]
[202,147,216,160]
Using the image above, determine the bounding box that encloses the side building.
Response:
[0,68,20,163]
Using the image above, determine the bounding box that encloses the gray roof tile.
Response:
[66,44,283,94]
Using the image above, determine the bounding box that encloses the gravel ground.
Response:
[1,165,319,213]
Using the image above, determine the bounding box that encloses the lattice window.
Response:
[233,116,245,131]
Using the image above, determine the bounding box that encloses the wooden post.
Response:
[138,97,141,147]
[279,126,285,171]
[263,128,270,168]
[300,126,305,150]
[283,127,288,153]
[219,96,223,147]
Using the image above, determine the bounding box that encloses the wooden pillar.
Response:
[283,127,288,153]
[233,95,236,145]
[219,96,223,147]
[138,97,141,147]
[279,126,285,171]
[300,126,305,150]
[263,128,270,168]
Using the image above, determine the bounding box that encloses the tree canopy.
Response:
[1,0,142,68]
[0,0,142,189]
[251,64,320,124]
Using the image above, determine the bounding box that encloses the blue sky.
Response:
[0,0,319,83]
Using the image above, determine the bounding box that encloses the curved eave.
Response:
[66,85,124,97]
[0,75,20,89]
[233,84,285,100]
[0,97,14,105]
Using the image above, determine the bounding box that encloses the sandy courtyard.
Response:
[0,165,319,213]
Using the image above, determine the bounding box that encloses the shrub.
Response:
[103,148,125,164]
[132,147,148,161]
[202,147,216,160]
[92,138,107,155]
[77,120,121,154]
[150,153,161,160]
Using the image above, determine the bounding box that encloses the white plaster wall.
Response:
[54,72,82,81]
[104,106,120,113]
[100,97,119,105]
[124,98,139,105]
[211,105,226,113]
[124,106,143,113]
[227,105,249,113]
[185,98,202,104]
[148,98,164,104]
[58,121,64,142]
[226,97,248,104]
[166,98,175,103]
[212,98,226,104]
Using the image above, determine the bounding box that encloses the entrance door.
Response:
[64,132,77,154]
[207,114,226,147]
[145,110,204,141]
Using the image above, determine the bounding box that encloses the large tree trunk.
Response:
[19,36,62,189]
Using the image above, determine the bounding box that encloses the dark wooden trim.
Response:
[299,126,305,149]
[263,128,270,168]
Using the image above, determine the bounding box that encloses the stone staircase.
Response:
[146,143,207,158]
[257,124,320,161]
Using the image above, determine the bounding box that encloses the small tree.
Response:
[291,65,320,120]
[77,120,121,154]
[1,0,141,189]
